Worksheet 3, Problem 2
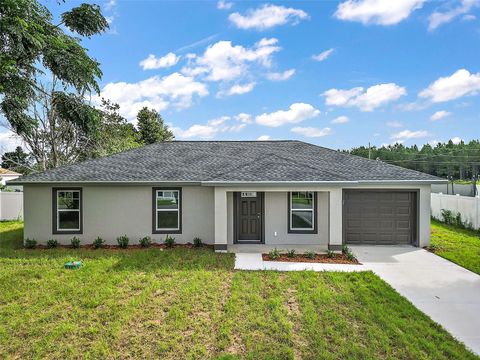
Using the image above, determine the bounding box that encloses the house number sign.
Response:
[241,191,257,198]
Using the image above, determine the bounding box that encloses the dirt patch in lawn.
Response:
[262,253,360,264]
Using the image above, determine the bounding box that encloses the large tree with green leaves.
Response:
[136,107,174,145]
[1,146,32,174]
[0,0,109,170]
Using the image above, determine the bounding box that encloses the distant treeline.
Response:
[347,140,480,180]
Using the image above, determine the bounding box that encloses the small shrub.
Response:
[345,251,357,262]
[93,237,105,249]
[71,237,81,249]
[268,247,280,260]
[117,235,129,249]
[193,236,203,247]
[164,235,175,248]
[304,251,316,259]
[24,238,37,249]
[286,249,296,258]
[326,249,335,258]
[46,239,58,248]
[341,244,350,255]
[139,236,152,248]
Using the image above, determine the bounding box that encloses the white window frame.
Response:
[289,191,315,231]
[56,190,81,232]
[155,189,180,231]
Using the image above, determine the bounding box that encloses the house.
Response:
[9,141,446,252]
[0,168,21,186]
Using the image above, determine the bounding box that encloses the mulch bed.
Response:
[29,243,213,251]
[262,253,360,264]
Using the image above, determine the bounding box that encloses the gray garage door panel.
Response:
[344,191,416,245]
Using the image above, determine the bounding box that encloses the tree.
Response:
[0,0,109,170]
[89,99,142,157]
[136,107,174,145]
[1,146,33,174]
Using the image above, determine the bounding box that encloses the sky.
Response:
[1,0,480,153]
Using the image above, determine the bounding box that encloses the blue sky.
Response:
[1,0,480,152]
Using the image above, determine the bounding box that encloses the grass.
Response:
[431,220,480,275]
[0,221,477,359]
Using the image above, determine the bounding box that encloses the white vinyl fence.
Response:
[0,192,23,221]
[431,193,480,230]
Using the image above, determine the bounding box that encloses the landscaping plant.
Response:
[326,249,335,258]
[268,247,280,260]
[71,237,81,249]
[139,236,152,248]
[24,238,37,249]
[164,235,175,248]
[305,251,316,259]
[286,249,296,258]
[93,237,105,249]
[46,239,58,248]
[193,236,203,247]
[117,235,129,249]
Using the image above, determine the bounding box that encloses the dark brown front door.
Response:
[235,192,264,243]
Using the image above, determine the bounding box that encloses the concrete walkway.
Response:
[235,247,480,355]
[351,246,480,356]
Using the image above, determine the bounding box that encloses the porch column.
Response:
[214,187,228,252]
[329,188,343,251]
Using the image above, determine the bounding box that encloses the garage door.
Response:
[344,190,416,245]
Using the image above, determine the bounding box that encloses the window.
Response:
[153,188,182,233]
[288,191,316,233]
[53,188,82,234]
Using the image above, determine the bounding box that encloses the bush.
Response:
[304,251,316,259]
[286,249,296,258]
[341,244,350,255]
[326,249,335,258]
[46,239,58,248]
[139,236,152,248]
[24,238,37,249]
[117,235,129,248]
[71,237,81,249]
[345,251,357,262]
[93,236,105,249]
[193,236,203,247]
[268,247,280,260]
[164,235,175,248]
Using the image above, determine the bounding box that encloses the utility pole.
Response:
[368,142,371,160]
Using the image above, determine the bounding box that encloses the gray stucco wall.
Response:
[226,191,329,247]
[23,185,214,245]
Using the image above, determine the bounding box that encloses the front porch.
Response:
[213,186,343,253]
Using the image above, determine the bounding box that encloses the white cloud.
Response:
[98,72,208,121]
[255,103,320,127]
[428,0,479,30]
[291,126,332,137]
[430,110,451,121]
[257,135,271,140]
[463,14,477,21]
[428,139,441,146]
[334,0,425,25]
[386,120,403,127]
[234,113,253,123]
[312,48,335,62]
[218,82,256,97]
[331,115,349,124]
[104,0,116,11]
[419,69,480,103]
[0,131,22,154]
[217,0,233,10]
[229,4,308,30]
[391,129,429,140]
[139,52,180,70]
[323,83,406,111]
[173,114,247,139]
[182,38,281,83]
[266,69,296,81]
[451,136,463,144]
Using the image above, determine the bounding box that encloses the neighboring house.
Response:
[9,141,446,251]
[0,168,21,186]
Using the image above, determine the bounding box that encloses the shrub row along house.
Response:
[9,141,445,252]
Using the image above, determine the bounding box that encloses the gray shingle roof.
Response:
[11,141,444,184]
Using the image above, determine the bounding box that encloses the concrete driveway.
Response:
[351,245,480,356]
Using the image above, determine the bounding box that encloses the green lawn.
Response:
[431,220,480,275]
[0,222,476,359]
